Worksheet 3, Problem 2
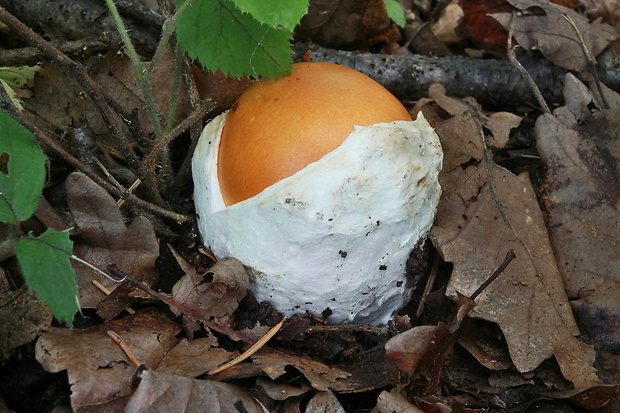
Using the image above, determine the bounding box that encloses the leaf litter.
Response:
[414,84,601,388]
[2,0,620,411]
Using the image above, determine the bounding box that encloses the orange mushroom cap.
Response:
[217,62,412,206]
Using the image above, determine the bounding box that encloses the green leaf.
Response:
[0,65,40,89]
[0,111,46,224]
[230,0,308,31]
[16,229,79,327]
[176,0,293,78]
[385,0,406,28]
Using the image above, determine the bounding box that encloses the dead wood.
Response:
[294,43,620,108]
[0,0,163,53]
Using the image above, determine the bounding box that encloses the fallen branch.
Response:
[294,43,620,107]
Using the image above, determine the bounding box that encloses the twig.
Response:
[92,279,136,314]
[207,319,285,376]
[0,85,192,222]
[107,264,253,343]
[107,330,143,367]
[0,6,164,204]
[0,37,114,66]
[451,249,516,332]
[469,249,516,302]
[560,12,610,109]
[145,100,215,167]
[507,12,551,114]
[416,252,440,318]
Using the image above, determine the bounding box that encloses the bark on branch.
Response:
[294,44,620,108]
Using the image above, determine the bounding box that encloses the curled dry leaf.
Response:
[125,370,267,413]
[414,87,602,389]
[65,172,159,307]
[384,325,439,377]
[252,349,354,392]
[35,308,180,411]
[170,253,250,322]
[491,0,619,72]
[535,74,620,352]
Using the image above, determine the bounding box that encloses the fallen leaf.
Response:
[156,337,236,378]
[125,370,267,413]
[252,349,354,392]
[255,377,310,401]
[65,172,159,307]
[491,0,618,72]
[171,254,249,321]
[27,48,190,143]
[294,0,394,50]
[305,390,345,413]
[35,308,180,411]
[459,0,512,53]
[582,0,620,25]
[0,287,52,361]
[384,325,439,376]
[415,88,602,389]
[373,391,425,413]
[535,74,620,353]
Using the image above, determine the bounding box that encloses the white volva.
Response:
[192,112,442,325]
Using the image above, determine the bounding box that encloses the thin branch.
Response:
[0,86,192,222]
[561,12,610,109]
[507,12,551,114]
[0,6,164,204]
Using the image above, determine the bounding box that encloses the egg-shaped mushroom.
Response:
[192,62,442,325]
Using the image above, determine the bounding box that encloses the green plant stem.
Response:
[104,0,162,138]
[164,45,184,135]
[71,255,126,283]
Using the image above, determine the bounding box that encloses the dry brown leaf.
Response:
[89,47,189,136]
[384,325,438,376]
[582,0,620,25]
[252,349,355,392]
[156,337,236,378]
[65,172,159,307]
[255,377,311,401]
[28,48,189,143]
[0,287,52,361]
[125,370,267,413]
[170,254,250,322]
[372,391,426,413]
[294,0,393,50]
[305,390,345,413]
[415,90,602,389]
[491,0,618,72]
[486,111,522,148]
[535,74,620,352]
[35,308,180,411]
[458,333,512,371]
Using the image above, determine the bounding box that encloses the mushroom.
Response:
[192,62,442,325]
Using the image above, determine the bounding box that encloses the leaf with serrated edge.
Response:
[231,0,308,31]
[177,0,292,78]
[0,111,46,224]
[16,229,79,326]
